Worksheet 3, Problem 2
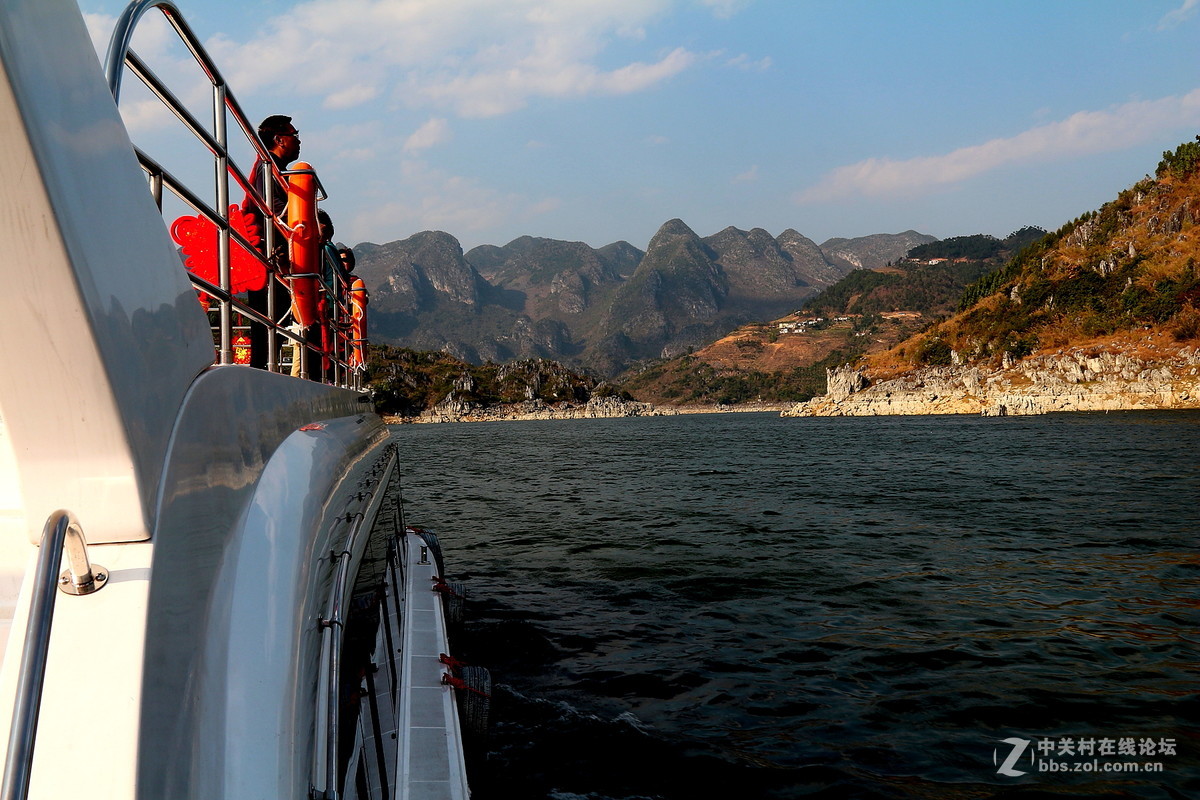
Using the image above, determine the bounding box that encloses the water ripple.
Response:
[396,411,1200,799]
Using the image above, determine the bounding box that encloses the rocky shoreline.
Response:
[381,397,787,424]
[784,341,1200,417]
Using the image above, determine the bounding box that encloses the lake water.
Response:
[392,411,1200,799]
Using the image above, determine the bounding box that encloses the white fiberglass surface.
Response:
[0,414,25,659]
[0,0,216,548]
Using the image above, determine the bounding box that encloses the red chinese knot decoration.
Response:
[171,205,265,308]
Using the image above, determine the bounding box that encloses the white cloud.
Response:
[795,88,1200,203]
[726,53,771,72]
[415,47,696,117]
[336,147,377,161]
[84,10,177,64]
[698,0,749,20]
[1158,0,1199,30]
[83,12,117,56]
[349,159,557,241]
[525,197,563,218]
[733,165,759,183]
[324,84,380,110]
[110,96,179,133]
[404,117,451,152]
[203,0,696,117]
[89,10,214,131]
[321,121,388,163]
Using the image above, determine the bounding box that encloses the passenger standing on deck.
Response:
[244,115,301,369]
[338,247,356,291]
[336,245,357,325]
[317,209,348,300]
[290,209,343,381]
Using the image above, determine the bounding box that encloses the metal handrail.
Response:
[312,446,398,798]
[1,511,104,800]
[103,2,357,384]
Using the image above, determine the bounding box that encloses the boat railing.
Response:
[313,444,399,798]
[1,511,106,800]
[103,1,364,389]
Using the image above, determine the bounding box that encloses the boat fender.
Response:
[440,581,466,626]
[445,666,492,740]
[286,161,319,327]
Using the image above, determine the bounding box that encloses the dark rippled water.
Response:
[393,411,1200,799]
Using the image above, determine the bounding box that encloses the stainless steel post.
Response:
[2,512,72,800]
[214,82,232,364]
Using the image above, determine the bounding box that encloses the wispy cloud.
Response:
[726,53,772,72]
[200,0,696,117]
[698,0,750,20]
[1158,0,1199,30]
[404,117,451,152]
[324,83,379,110]
[349,159,556,242]
[733,165,759,183]
[416,47,696,117]
[795,88,1200,203]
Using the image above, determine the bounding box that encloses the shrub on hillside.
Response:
[1171,306,1200,341]
[1157,136,1200,181]
[914,336,953,366]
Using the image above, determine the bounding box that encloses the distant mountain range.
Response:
[353,219,935,376]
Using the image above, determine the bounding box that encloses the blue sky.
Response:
[80,0,1200,252]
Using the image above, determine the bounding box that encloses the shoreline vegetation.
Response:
[381,398,787,424]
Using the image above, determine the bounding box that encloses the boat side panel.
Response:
[0,0,216,546]
[139,391,390,798]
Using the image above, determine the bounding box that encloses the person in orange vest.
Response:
[243,115,300,370]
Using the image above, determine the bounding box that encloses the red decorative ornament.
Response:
[232,332,252,365]
[171,205,266,308]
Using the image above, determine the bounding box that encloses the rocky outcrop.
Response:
[467,235,632,316]
[416,395,669,423]
[825,365,870,400]
[818,230,937,273]
[599,219,729,360]
[778,228,844,288]
[784,344,1200,417]
[704,226,808,299]
[421,390,479,421]
[358,231,484,312]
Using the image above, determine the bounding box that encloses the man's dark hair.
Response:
[338,247,356,271]
[258,114,293,143]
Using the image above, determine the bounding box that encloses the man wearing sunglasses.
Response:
[244,115,302,369]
